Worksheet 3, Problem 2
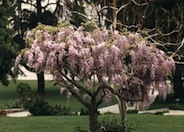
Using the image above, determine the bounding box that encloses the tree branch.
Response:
[67,85,90,109]
[130,0,148,6]
[171,38,184,58]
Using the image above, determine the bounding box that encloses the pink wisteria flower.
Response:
[14,23,175,103]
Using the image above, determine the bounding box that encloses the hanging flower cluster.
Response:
[14,23,175,102]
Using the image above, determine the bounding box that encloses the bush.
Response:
[169,104,184,110]
[54,104,71,115]
[16,82,32,107]
[154,111,169,115]
[17,82,32,96]
[80,108,89,115]
[26,97,71,116]
[0,109,6,116]
[80,108,100,116]
[99,117,134,132]
[127,110,138,114]
[0,99,22,109]
[27,97,53,116]
[74,126,89,132]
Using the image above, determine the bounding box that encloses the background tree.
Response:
[15,23,174,131]
[0,0,17,85]
[13,0,89,95]
[13,0,58,95]
[90,0,184,100]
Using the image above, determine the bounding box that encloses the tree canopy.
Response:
[0,0,17,85]
[14,23,175,131]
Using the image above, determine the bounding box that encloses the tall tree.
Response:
[0,0,17,85]
[13,0,58,95]
[13,0,91,95]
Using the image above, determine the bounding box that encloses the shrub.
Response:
[54,104,71,115]
[74,126,89,132]
[80,108,100,116]
[0,99,22,109]
[27,97,54,116]
[16,82,32,106]
[17,82,32,96]
[169,104,184,110]
[127,110,138,114]
[80,108,89,115]
[26,97,71,116]
[154,111,169,115]
[0,109,6,116]
[99,117,134,132]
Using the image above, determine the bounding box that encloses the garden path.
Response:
[6,105,184,117]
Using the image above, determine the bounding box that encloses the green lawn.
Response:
[1,80,184,132]
[0,80,84,112]
[0,80,116,112]
[0,80,183,111]
[128,114,184,132]
[0,114,184,132]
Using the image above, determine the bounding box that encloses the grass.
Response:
[0,80,85,112]
[0,114,184,132]
[0,116,89,132]
[149,93,184,110]
[0,80,116,112]
[1,80,184,131]
[127,114,184,132]
[1,80,184,111]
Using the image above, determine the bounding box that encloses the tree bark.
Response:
[118,98,127,128]
[36,0,42,22]
[112,0,117,29]
[36,0,45,96]
[89,97,99,132]
[173,64,183,100]
[36,71,45,96]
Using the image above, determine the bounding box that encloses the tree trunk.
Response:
[36,0,42,22]
[36,71,45,96]
[173,64,183,100]
[89,98,99,132]
[118,99,127,128]
[112,0,117,29]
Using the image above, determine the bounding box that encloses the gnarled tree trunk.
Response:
[88,97,99,132]
[118,98,127,128]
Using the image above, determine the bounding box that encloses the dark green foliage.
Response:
[26,97,71,116]
[0,0,17,85]
[16,82,71,116]
[27,97,54,116]
[99,117,134,132]
[40,11,58,26]
[154,111,169,115]
[80,108,89,116]
[74,126,89,132]
[16,82,32,107]
[80,108,100,116]
[127,110,138,114]
[17,82,32,97]
[54,104,71,115]
[169,104,184,110]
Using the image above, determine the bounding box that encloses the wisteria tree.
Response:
[14,23,175,132]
